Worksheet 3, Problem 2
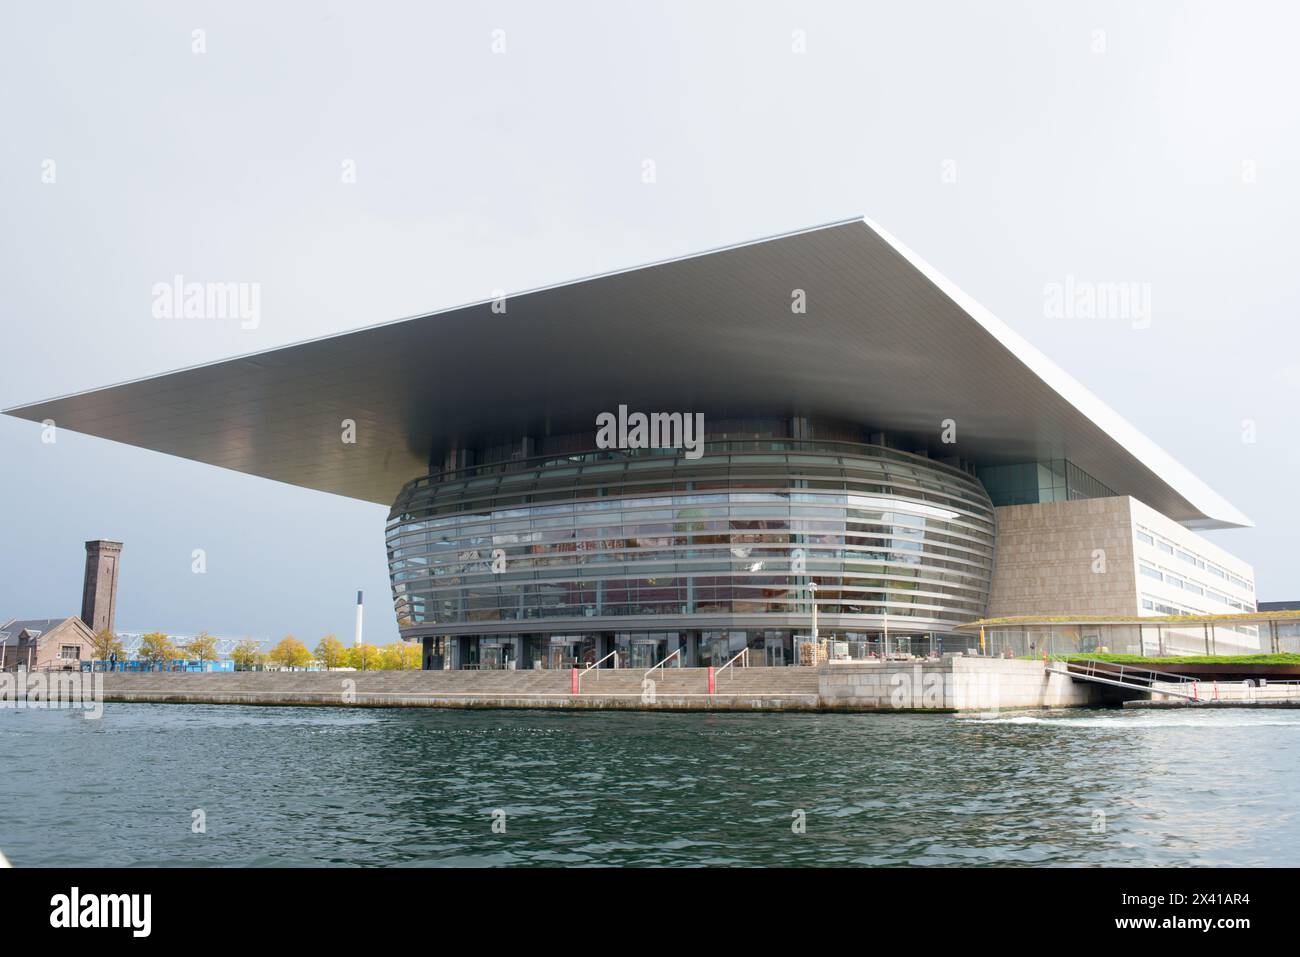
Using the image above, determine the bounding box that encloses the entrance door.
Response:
[701,632,727,667]
[764,636,787,667]
[547,639,581,669]
[630,639,664,671]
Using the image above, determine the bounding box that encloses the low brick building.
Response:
[0,617,96,671]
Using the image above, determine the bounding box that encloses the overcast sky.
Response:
[2,1,1296,645]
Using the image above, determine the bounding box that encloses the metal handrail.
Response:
[1067,657,1198,687]
[576,650,619,693]
[644,647,681,680]
[716,647,749,681]
[1049,657,1205,701]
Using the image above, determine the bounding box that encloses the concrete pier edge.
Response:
[76,658,1184,713]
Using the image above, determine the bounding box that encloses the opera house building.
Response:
[6,217,1256,670]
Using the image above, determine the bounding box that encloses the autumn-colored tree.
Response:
[139,632,177,667]
[344,643,381,672]
[314,635,345,671]
[268,636,312,671]
[380,642,420,671]
[183,631,219,665]
[231,639,264,671]
[89,628,125,662]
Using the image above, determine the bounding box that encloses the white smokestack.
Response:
[354,590,364,648]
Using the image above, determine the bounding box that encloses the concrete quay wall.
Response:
[100,686,820,712]
[95,659,1103,713]
[97,669,821,711]
[1150,679,1300,705]
[819,658,1102,711]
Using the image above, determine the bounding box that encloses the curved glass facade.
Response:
[387,440,994,657]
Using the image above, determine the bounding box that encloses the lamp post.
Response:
[808,580,819,644]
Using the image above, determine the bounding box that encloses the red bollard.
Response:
[708,666,715,695]
[571,668,578,695]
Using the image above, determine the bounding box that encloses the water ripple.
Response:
[1,704,1298,866]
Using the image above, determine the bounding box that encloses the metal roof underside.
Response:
[3,217,1250,529]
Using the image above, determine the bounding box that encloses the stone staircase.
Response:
[579,666,820,696]
[99,666,822,710]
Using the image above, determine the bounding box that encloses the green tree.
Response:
[268,635,312,671]
[314,635,345,671]
[231,639,264,671]
[139,632,177,668]
[184,631,219,666]
[89,628,125,662]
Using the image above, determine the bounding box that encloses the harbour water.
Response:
[2,703,1298,867]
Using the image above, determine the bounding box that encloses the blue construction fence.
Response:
[82,659,235,673]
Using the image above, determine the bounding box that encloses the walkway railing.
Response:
[575,651,619,693]
[716,647,749,683]
[644,648,681,681]
[1065,657,1198,688]
[1051,657,1203,701]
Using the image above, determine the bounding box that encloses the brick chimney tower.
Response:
[81,540,123,634]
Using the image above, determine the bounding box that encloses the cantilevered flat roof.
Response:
[4,216,1250,528]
